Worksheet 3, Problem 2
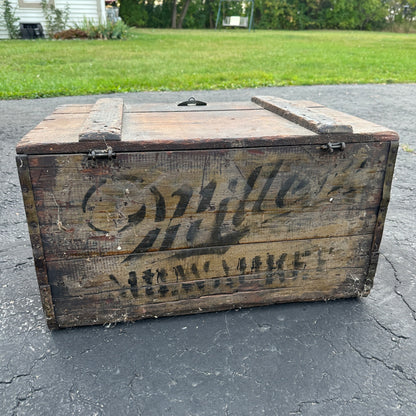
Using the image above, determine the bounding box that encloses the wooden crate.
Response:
[16,96,399,329]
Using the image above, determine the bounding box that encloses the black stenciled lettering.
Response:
[186,219,203,244]
[109,274,120,285]
[237,257,247,274]
[203,261,210,273]
[233,166,262,227]
[150,185,166,222]
[266,253,275,271]
[191,263,200,279]
[123,228,161,263]
[145,287,154,296]
[128,271,139,298]
[119,204,146,233]
[142,269,154,285]
[293,251,310,270]
[293,252,304,270]
[82,178,106,213]
[222,260,230,277]
[294,179,309,193]
[317,248,326,272]
[211,197,250,246]
[275,175,297,208]
[276,253,287,270]
[172,184,193,218]
[251,256,262,273]
[197,180,217,213]
[253,160,284,212]
[182,283,193,292]
[276,253,287,282]
[158,285,169,296]
[196,281,205,290]
[228,179,238,192]
[160,224,181,250]
[173,265,186,282]
[83,179,108,233]
[156,268,167,283]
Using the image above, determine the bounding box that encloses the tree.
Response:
[119,0,148,27]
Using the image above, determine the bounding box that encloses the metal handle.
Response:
[321,142,346,153]
[178,97,207,107]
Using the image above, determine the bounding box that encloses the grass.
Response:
[401,144,415,154]
[0,29,416,99]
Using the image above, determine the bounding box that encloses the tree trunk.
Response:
[178,0,192,28]
[171,0,177,28]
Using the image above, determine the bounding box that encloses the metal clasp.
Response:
[178,97,207,106]
[321,142,346,153]
[88,146,115,160]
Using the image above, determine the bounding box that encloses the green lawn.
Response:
[0,29,415,99]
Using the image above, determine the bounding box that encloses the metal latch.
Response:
[87,146,116,160]
[321,142,346,153]
[178,97,207,106]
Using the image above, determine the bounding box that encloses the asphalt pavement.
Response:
[1,84,415,416]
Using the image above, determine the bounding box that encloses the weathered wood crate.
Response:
[16,96,398,329]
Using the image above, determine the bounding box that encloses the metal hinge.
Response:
[87,146,116,160]
[321,142,346,153]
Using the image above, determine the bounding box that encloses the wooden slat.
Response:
[78,98,123,142]
[27,143,388,261]
[36,207,378,261]
[364,140,399,295]
[53,104,93,114]
[124,101,260,113]
[47,234,373,299]
[252,96,354,134]
[16,155,57,329]
[121,108,314,142]
[16,97,398,155]
[53,266,365,327]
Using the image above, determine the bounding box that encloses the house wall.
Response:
[0,0,106,39]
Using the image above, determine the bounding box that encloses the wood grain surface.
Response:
[26,141,391,327]
[16,97,399,327]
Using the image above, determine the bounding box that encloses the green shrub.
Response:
[1,0,20,39]
[73,18,131,39]
[41,0,70,37]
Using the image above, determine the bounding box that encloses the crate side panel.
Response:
[29,143,389,262]
[16,155,57,329]
[48,235,372,327]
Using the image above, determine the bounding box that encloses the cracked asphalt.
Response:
[1,84,415,416]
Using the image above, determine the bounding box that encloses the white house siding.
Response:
[0,0,106,39]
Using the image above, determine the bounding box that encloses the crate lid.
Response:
[16,96,398,155]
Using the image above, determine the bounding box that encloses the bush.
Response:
[41,0,70,37]
[53,28,89,39]
[73,19,131,39]
[1,0,20,39]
